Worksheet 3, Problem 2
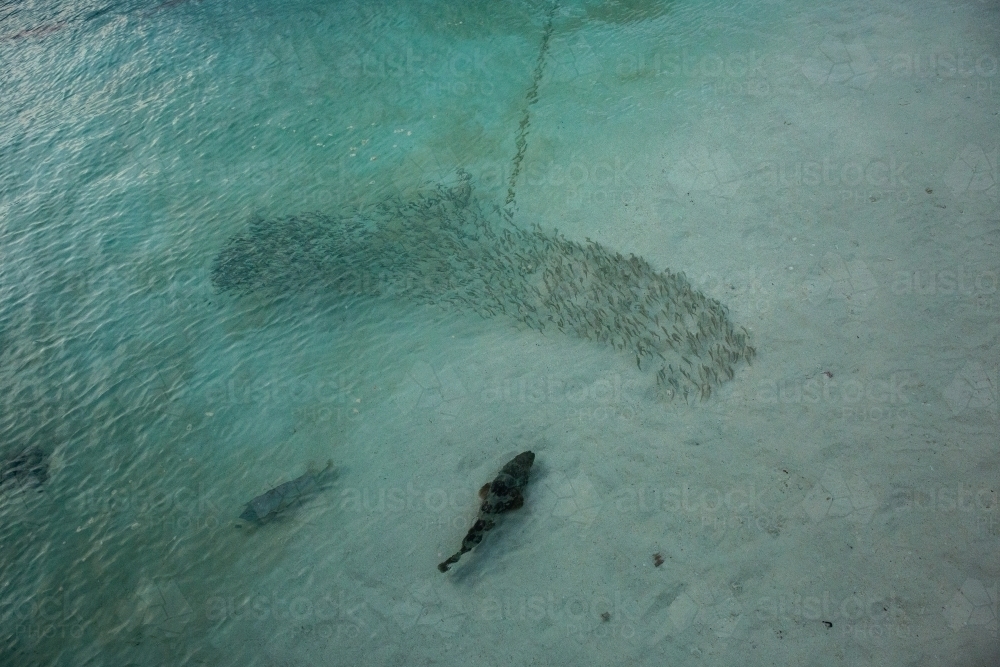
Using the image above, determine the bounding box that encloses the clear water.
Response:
[2,0,997,665]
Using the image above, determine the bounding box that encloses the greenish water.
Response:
[5,0,994,665]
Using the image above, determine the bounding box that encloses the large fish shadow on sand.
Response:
[235,460,336,528]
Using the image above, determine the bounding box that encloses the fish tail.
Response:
[439,525,486,572]
[438,550,465,572]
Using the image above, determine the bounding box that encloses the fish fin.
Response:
[478,483,491,499]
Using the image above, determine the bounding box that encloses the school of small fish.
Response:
[212,172,754,401]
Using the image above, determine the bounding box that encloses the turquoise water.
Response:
[3,0,997,665]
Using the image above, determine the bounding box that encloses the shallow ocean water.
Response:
[2,0,998,665]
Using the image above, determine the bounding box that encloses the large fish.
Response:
[0,446,49,493]
[237,460,334,526]
[438,451,535,572]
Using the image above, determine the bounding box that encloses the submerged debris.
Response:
[438,451,535,572]
[236,460,335,526]
[212,173,754,400]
